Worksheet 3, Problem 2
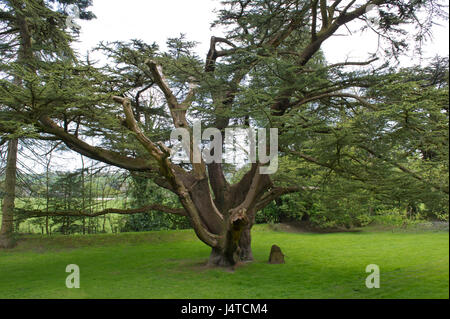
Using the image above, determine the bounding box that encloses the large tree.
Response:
[1,0,447,264]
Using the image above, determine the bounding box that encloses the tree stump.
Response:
[268,244,285,264]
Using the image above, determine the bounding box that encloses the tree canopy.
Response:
[0,0,448,264]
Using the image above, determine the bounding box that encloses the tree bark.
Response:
[0,0,32,247]
[206,208,256,266]
[238,211,255,262]
[0,138,18,248]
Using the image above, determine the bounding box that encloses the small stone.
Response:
[268,244,285,264]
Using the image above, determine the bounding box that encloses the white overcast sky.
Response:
[72,0,449,65]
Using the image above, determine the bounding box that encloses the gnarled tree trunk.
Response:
[206,217,255,266]
[208,215,255,266]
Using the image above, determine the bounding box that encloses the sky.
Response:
[72,0,221,61]
[17,0,450,174]
[72,0,449,65]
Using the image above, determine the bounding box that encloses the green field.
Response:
[0,225,448,299]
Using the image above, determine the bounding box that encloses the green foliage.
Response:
[1,0,448,232]
[122,175,190,232]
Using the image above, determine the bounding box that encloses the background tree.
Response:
[265,56,449,226]
[0,0,94,247]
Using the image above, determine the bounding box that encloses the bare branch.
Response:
[181,77,198,106]
[205,36,237,72]
[113,96,165,160]
[17,204,188,219]
[311,0,318,40]
[290,92,377,111]
[320,0,329,29]
[38,115,155,172]
[145,59,179,108]
[328,57,379,69]
[255,186,301,211]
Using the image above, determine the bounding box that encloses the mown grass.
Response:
[0,224,448,299]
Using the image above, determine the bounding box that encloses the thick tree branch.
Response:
[320,0,329,29]
[143,62,206,176]
[38,115,156,172]
[181,78,198,106]
[328,57,379,69]
[146,59,179,109]
[113,96,165,160]
[229,164,272,221]
[205,36,237,72]
[311,0,318,40]
[255,186,301,211]
[18,204,188,219]
[290,92,377,111]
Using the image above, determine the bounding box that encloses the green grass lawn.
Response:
[0,224,448,299]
